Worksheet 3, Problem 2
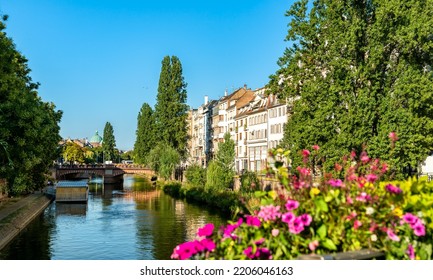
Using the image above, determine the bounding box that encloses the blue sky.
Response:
[0,0,292,150]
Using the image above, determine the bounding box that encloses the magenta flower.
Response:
[246,216,261,227]
[385,184,402,194]
[285,199,300,211]
[299,214,312,226]
[365,173,378,183]
[312,145,320,151]
[257,205,281,221]
[413,222,426,237]
[328,179,343,187]
[406,244,415,260]
[309,240,319,251]
[386,229,400,242]
[289,217,305,234]
[197,223,215,237]
[282,212,296,224]
[402,213,419,226]
[171,241,198,260]
[200,238,216,252]
[302,149,310,157]
[296,167,311,177]
[354,220,362,230]
[223,218,243,238]
[243,246,256,259]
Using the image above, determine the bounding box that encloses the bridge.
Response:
[54,164,155,184]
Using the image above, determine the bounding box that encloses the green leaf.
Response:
[322,239,337,251]
[314,198,329,213]
[317,224,327,239]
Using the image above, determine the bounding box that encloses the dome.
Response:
[90,130,103,144]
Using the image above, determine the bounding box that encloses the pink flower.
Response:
[356,192,371,202]
[223,218,243,238]
[302,149,310,157]
[350,150,356,159]
[257,205,281,221]
[197,223,215,237]
[309,240,319,251]
[243,246,256,259]
[328,179,343,187]
[289,217,305,234]
[271,229,280,237]
[406,244,415,260]
[365,173,378,183]
[299,214,312,226]
[346,195,354,204]
[312,145,320,151]
[360,151,370,163]
[389,131,398,142]
[285,199,300,211]
[402,213,419,226]
[354,220,362,230]
[171,241,198,260]
[346,211,357,220]
[413,221,426,237]
[386,229,400,242]
[282,212,296,224]
[296,166,311,177]
[200,238,216,252]
[246,216,261,227]
[385,184,402,194]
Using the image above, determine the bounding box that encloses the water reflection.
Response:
[0,175,227,260]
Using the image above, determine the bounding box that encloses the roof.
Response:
[57,180,88,188]
[90,130,103,144]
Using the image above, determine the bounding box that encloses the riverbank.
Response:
[0,192,53,250]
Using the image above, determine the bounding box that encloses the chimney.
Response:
[204,95,209,105]
[224,89,228,96]
[244,84,247,89]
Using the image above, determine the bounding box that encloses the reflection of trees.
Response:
[0,205,55,260]
[133,186,227,260]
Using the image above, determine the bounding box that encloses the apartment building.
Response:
[187,86,288,172]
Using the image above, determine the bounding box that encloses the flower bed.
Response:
[171,143,432,260]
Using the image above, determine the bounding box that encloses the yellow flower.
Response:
[393,207,403,217]
[365,182,374,188]
[310,187,320,197]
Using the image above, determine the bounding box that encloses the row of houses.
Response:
[187,85,288,173]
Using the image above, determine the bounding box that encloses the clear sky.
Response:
[0,0,292,150]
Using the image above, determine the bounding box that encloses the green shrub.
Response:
[185,164,206,188]
[240,171,261,193]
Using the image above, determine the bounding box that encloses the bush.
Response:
[185,164,206,188]
[171,145,433,260]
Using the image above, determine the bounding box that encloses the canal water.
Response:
[0,175,228,260]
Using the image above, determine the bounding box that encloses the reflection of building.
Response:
[89,131,103,147]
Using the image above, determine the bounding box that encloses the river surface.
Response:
[0,175,227,260]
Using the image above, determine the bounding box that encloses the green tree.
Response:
[147,143,180,180]
[102,122,116,162]
[205,132,235,190]
[0,16,62,195]
[154,56,188,158]
[269,0,433,177]
[62,142,85,164]
[134,103,156,164]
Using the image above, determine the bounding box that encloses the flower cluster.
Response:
[171,141,432,260]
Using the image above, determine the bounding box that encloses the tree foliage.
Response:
[269,0,433,177]
[102,122,116,162]
[0,16,62,195]
[147,143,180,180]
[205,132,235,190]
[154,55,188,158]
[134,103,156,164]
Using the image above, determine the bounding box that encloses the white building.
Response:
[267,94,287,150]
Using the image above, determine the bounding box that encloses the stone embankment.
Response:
[0,193,53,250]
